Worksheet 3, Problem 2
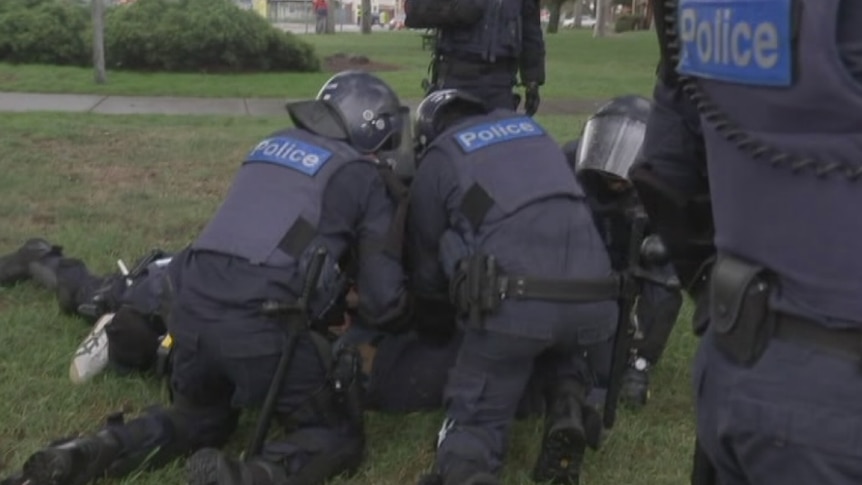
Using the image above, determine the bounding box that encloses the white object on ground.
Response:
[69,312,115,384]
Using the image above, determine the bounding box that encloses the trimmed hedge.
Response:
[0,0,320,72]
[0,0,90,65]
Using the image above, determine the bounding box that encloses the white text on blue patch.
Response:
[454,117,545,153]
[245,136,333,176]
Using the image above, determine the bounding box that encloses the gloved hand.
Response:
[524,82,541,116]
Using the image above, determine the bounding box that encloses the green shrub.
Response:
[105,0,320,72]
[614,14,645,33]
[0,0,90,66]
[0,0,319,72]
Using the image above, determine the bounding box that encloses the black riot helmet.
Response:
[413,89,490,156]
[575,94,652,195]
[286,70,406,155]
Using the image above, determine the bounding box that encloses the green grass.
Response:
[0,30,659,100]
[0,112,696,485]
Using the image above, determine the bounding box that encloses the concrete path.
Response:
[0,92,605,117]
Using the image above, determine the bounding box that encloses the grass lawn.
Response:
[0,112,695,485]
[0,29,658,101]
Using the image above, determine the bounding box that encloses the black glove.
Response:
[524,82,541,116]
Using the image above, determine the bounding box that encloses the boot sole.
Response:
[532,426,586,485]
[23,450,72,485]
[185,449,222,485]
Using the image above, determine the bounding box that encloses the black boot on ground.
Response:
[532,382,589,485]
[0,238,61,287]
[186,448,290,485]
[417,461,501,485]
[22,430,123,485]
[620,357,651,409]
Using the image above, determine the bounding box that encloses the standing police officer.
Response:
[631,0,862,483]
[2,70,411,485]
[409,89,619,485]
[568,95,683,408]
[404,0,545,114]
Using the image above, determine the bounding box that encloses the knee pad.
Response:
[105,307,162,373]
[169,393,240,449]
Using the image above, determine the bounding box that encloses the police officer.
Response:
[404,0,545,114]
[631,0,862,483]
[0,239,173,375]
[568,95,684,408]
[2,70,411,485]
[409,89,619,485]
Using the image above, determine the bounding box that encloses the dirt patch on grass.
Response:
[323,53,402,73]
[0,71,17,84]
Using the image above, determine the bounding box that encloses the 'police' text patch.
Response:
[677,0,793,87]
[244,136,333,176]
[453,117,545,153]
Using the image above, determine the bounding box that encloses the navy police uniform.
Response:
[566,94,683,407]
[7,71,410,485]
[0,240,173,373]
[410,90,618,485]
[405,0,545,113]
[631,0,862,483]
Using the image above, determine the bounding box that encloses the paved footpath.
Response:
[0,91,606,117]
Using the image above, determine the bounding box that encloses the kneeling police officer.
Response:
[1,70,411,485]
[408,89,619,485]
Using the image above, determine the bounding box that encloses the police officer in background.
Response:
[0,239,174,376]
[1,70,411,485]
[404,0,545,114]
[631,0,862,483]
[565,95,683,408]
[409,89,619,485]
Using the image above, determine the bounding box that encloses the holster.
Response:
[709,253,773,367]
[449,253,502,330]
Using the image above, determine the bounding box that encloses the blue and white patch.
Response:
[677,0,793,87]
[245,136,333,176]
[453,116,545,153]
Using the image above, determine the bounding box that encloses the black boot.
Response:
[0,238,61,287]
[417,461,500,485]
[186,448,290,485]
[21,430,123,485]
[620,357,651,409]
[0,472,27,485]
[532,382,589,485]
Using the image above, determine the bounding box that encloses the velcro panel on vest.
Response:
[444,114,583,228]
[192,163,322,265]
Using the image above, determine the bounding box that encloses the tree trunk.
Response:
[593,0,609,37]
[360,0,372,34]
[546,0,563,33]
[572,0,583,27]
[92,0,107,84]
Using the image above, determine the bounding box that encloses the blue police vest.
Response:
[431,110,584,237]
[192,128,371,267]
[676,0,862,326]
[437,0,523,62]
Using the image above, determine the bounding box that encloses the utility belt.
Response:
[709,253,862,366]
[436,54,518,78]
[450,253,621,329]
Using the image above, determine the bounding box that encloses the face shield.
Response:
[576,114,647,183]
